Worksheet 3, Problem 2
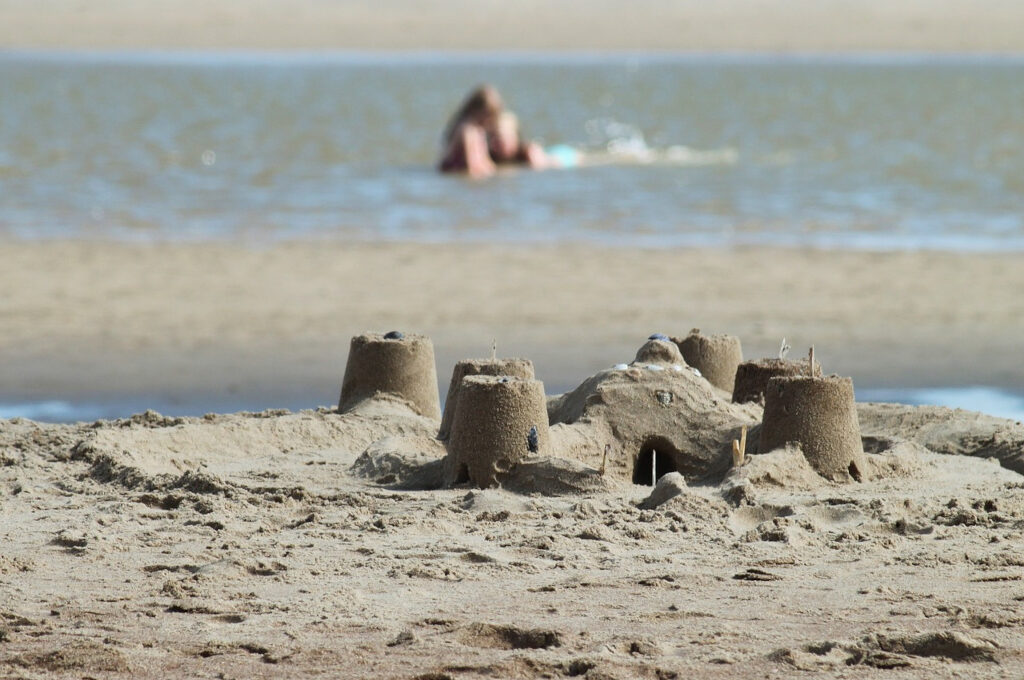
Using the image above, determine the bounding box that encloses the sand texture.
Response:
[3,0,1024,52]
[3,358,1024,677]
[3,241,1024,411]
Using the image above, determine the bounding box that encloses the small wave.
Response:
[580,117,738,167]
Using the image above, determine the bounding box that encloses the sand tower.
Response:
[732,357,821,405]
[633,337,686,365]
[337,332,441,419]
[438,357,535,440]
[759,371,867,482]
[674,329,743,392]
[445,375,551,488]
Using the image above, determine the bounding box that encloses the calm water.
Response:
[4,386,1024,425]
[3,51,1024,249]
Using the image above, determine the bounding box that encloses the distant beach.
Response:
[3,0,1024,52]
[2,240,1023,419]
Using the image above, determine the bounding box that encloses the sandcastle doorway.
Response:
[632,436,682,485]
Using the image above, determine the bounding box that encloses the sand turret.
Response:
[674,329,743,392]
[444,375,550,488]
[732,357,821,405]
[338,332,441,419]
[438,357,535,440]
[759,373,866,482]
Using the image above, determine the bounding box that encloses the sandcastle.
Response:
[438,357,535,440]
[758,352,866,482]
[674,329,743,393]
[546,336,758,484]
[337,331,441,419]
[444,375,551,488]
[733,357,821,405]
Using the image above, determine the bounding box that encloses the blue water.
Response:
[2,51,1024,250]
[5,386,1023,425]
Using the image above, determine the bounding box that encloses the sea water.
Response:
[3,51,1024,250]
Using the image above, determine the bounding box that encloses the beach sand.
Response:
[2,240,1022,409]
[1,375,1023,677]
[3,240,1024,677]
[3,0,1024,52]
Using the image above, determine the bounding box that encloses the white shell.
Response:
[646,364,664,372]
[691,368,702,377]
[671,364,684,372]
[613,363,629,370]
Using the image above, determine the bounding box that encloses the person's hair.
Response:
[441,85,504,146]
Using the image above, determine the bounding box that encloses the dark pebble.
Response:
[527,425,539,453]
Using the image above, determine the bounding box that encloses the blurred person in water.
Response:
[438,85,554,177]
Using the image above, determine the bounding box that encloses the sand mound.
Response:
[350,435,447,489]
[775,631,997,669]
[726,445,829,491]
[858,402,1024,474]
[69,403,439,495]
[547,359,760,484]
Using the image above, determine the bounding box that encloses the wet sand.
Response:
[3,0,1024,52]
[2,240,1022,411]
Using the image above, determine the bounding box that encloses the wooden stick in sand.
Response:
[600,444,609,476]
[652,449,657,486]
[731,425,747,467]
[809,345,815,377]
[490,339,497,362]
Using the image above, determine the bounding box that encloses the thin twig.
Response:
[600,444,609,476]
[809,345,815,377]
[732,425,748,467]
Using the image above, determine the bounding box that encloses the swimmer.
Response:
[486,111,551,169]
[438,85,580,176]
[437,85,503,178]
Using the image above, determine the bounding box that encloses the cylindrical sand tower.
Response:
[759,375,866,482]
[674,330,743,392]
[445,375,551,488]
[438,358,535,440]
[732,358,820,405]
[337,332,441,419]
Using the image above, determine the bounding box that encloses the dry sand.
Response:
[3,0,1024,53]
[2,371,1024,678]
[2,240,1023,409]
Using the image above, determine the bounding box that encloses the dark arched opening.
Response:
[632,436,682,486]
